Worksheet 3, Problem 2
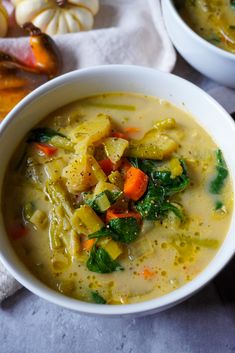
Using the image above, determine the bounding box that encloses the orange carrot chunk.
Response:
[124,166,149,201]
[35,143,57,156]
[106,209,142,224]
[82,239,95,252]
[143,267,155,279]
[123,127,140,134]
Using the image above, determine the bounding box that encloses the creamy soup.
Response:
[175,0,235,53]
[3,93,233,305]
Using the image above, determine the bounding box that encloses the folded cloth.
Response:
[0,0,176,303]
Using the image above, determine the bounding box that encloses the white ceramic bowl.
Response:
[162,0,235,88]
[0,65,235,317]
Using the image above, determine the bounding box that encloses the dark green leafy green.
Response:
[135,159,189,221]
[89,217,140,244]
[88,227,118,240]
[215,200,224,210]
[209,150,228,195]
[108,217,140,243]
[91,291,106,304]
[27,128,66,143]
[231,0,235,10]
[86,245,123,273]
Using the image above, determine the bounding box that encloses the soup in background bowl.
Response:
[0,66,235,316]
[175,0,235,54]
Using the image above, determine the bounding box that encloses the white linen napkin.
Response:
[0,0,176,302]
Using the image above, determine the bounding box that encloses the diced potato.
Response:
[94,180,120,196]
[169,158,183,178]
[44,158,66,181]
[30,209,48,229]
[70,114,111,145]
[126,131,178,160]
[62,155,97,193]
[108,171,124,189]
[72,205,104,234]
[103,137,129,163]
[103,240,123,260]
[154,118,176,130]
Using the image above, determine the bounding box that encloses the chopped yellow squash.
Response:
[94,180,120,196]
[169,158,183,178]
[126,130,178,160]
[108,170,124,189]
[72,205,104,234]
[44,158,66,181]
[103,137,129,163]
[103,240,123,260]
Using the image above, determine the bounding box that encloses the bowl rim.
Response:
[0,64,235,316]
[165,0,235,60]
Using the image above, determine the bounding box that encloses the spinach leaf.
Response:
[136,181,166,220]
[91,291,106,304]
[89,217,141,244]
[128,158,159,175]
[27,128,66,143]
[108,217,140,243]
[159,202,185,221]
[86,245,123,273]
[231,0,235,9]
[88,227,118,240]
[215,200,224,211]
[209,150,228,194]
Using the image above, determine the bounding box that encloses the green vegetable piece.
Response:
[88,227,117,240]
[91,291,106,304]
[109,217,141,244]
[84,190,122,213]
[209,150,228,195]
[215,200,224,210]
[231,0,235,10]
[27,128,66,143]
[87,245,123,273]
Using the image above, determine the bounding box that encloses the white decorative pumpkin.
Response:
[12,0,99,35]
[0,1,8,37]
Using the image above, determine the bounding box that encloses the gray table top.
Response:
[1,56,235,353]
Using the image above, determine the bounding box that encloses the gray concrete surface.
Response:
[1,56,235,353]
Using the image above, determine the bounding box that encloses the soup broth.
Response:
[3,93,233,304]
[176,0,235,53]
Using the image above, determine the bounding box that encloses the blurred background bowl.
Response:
[162,0,235,88]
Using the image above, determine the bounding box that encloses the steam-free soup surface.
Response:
[3,93,233,304]
[176,0,235,53]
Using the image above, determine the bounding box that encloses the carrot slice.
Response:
[106,209,142,223]
[82,239,95,252]
[123,127,140,134]
[124,166,149,201]
[143,267,155,279]
[35,143,57,156]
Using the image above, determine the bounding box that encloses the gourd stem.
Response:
[23,22,41,36]
[56,0,68,7]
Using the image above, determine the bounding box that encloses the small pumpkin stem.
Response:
[56,0,68,7]
[23,22,42,36]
